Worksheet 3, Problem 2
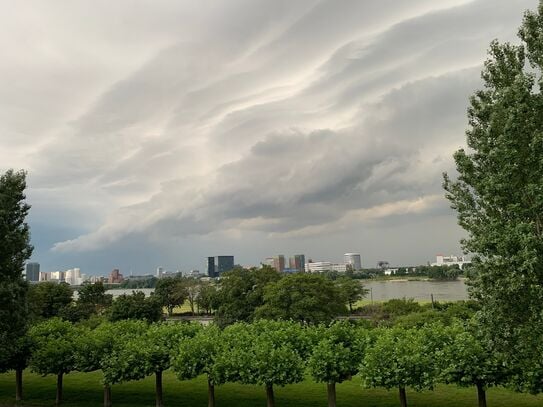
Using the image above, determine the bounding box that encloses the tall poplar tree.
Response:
[0,169,33,402]
[443,1,543,388]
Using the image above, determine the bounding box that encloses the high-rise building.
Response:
[156,267,164,278]
[217,256,235,275]
[206,257,216,277]
[344,253,362,271]
[25,262,40,282]
[109,268,124,284]
[65,268,82,285]
[272,255,285,273]
[288,254,305,273]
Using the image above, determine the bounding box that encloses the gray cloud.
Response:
[0,0,538,271]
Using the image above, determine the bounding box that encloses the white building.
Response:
[305,261,348,273]
[344,253,362,271]
[65,268,83,285]
[431,254,471,269]
[156,267,164,278]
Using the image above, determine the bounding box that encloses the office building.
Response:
[65,268,83,285]
[156,267,164,278]
[109,268,124,284]
[344,253,362,271]
[288,254,305,273]
[271,255,285,273]
[431,254,471,269]
[206,257,217,277]
[305,261,347,273]
[217,256,235,275]
[25,262,40,282]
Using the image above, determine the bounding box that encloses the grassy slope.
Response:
[1,371,542,407]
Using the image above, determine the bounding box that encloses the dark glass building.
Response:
[217,255,235,275]
[25,262,40,282]
[206,257,216,278]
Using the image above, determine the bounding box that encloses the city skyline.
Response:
[1,0,538,273]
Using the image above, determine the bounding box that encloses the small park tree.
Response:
[360,326,442,407]
[219,320,308,407]
[335,276,369,313]
[308,322,368,407]
[29,318,80,405]
[441,324,507,407]
[173,324,223,407]
[74,320,148,407]
[108,291,162,322]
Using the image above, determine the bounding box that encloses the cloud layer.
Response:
[1,0,538,272]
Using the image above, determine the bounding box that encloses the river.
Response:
[103,280,469,302]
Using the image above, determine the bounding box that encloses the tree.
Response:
[153,277,188,316]
[440,323,507,407]
[255,273,347,324]
[215,266,282,326]
[360,326,443,407]
[108,291,162,322]
[173,324,223,407]
[335,276,369,313]
[307,322,368,407]
[77,282,113,313]
[442,1,543,366]
[74,320,148,407]
[196,281,219,315]
[0,169,33,402]
[29,318,80,405]
[28,282,74,320]
[137,322,200,407]
[218,320,308,407]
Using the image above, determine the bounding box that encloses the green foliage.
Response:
[28,282,74,320]
[217,320,307,388]
[29,318,79,376]
[215,266,282,326]
[308,322,368,384]
[361,326,443,392]
[173,324,222,384]
[77,282,112,312]
[196,281,219,314]
[255,273,347,324]
[108,291,162,323]
[442,4,543,392]
[335,276,369,312]
[440,323,507,390]
[0,169,33,373]
[153,277,188,316]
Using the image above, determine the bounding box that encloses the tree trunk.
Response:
[207,378,215,407]
[104,384,112,407]
[266,384,275,407]
[56,372,63,405]
[476,383,487,407]
[15,368,23,401]
[155,370,163,407]
[327,382,337,407]
[399,386,407,407]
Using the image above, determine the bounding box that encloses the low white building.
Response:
[431,254,471,269]
[305,261,348,273]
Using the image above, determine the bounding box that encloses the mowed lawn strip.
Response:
[1,371,543,407]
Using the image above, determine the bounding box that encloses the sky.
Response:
[1,0,539,275]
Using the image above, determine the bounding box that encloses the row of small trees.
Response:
[9,318,510,407]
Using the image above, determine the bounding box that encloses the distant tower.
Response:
[217,256,235,275]
[206,257,216,277]
[344,253,362,271]
[25,262,40,282]
[272,255,285,272]
[156,267,163,278]
[288,255,305,273]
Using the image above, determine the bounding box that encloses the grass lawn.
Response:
[1,371,542,407]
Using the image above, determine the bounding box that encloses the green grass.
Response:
[1,371,542,407]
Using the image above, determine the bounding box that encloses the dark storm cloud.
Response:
[0,0,538,269]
